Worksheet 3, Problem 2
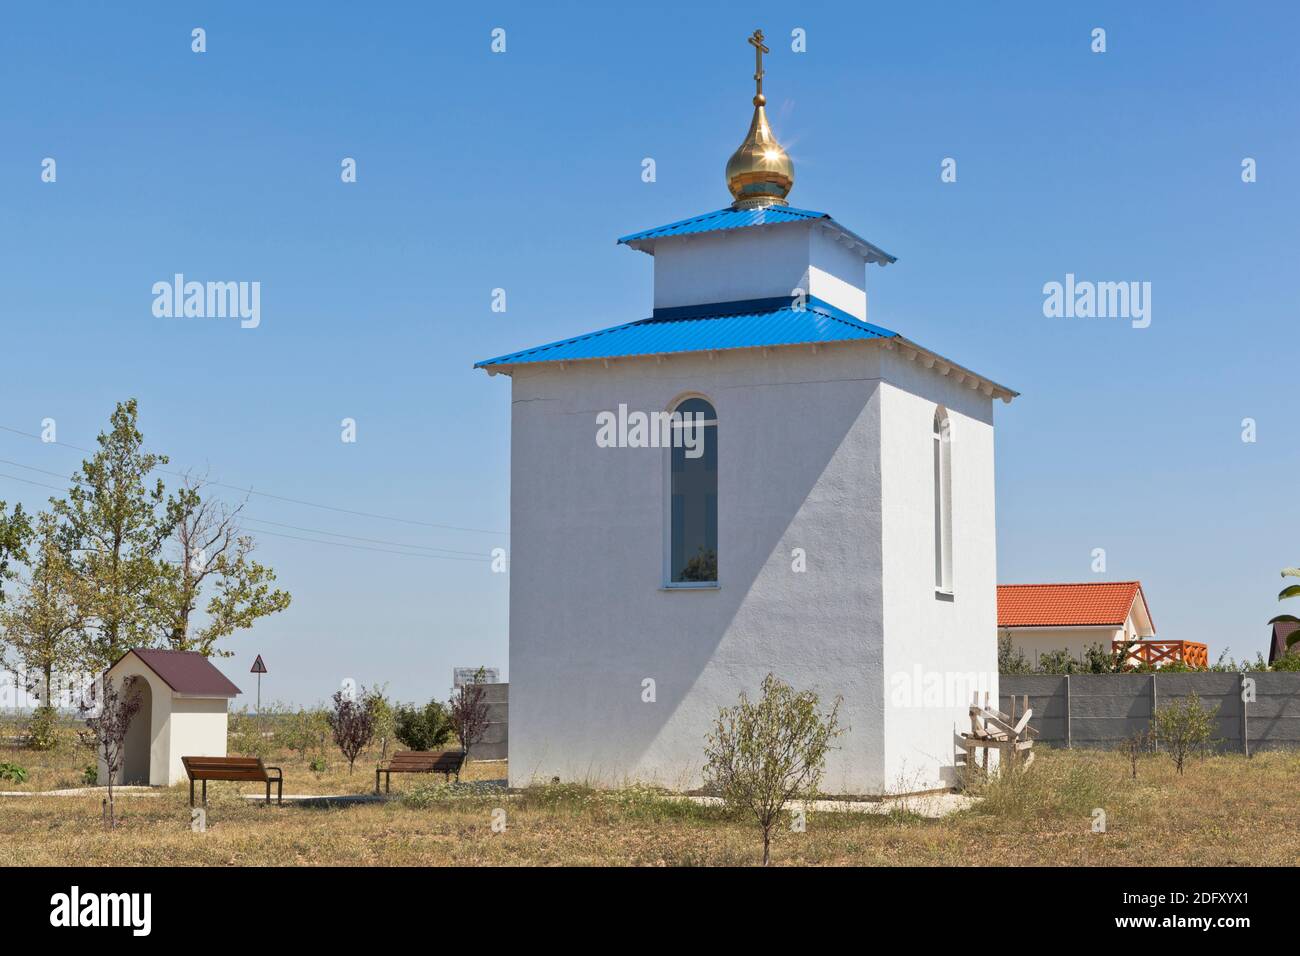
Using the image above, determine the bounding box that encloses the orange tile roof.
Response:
[997,582,1147,628]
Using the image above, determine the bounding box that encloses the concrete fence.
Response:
[1000,673,1300,751]
[469,682,508,761]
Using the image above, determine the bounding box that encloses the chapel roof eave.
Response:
[616,206,897,266]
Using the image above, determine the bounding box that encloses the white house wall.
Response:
[1004,627,1125,666]
[651,223,870,319]
[507,344,887,792]
[879,350,999,792]
[166,697,230,786]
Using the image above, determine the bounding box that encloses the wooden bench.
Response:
[375,750,465,794]
[182,756,283,807]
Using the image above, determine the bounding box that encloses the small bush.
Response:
[1152,692,1220,775]
[394,699,453,751]
[308,756,328,775]
[0,761,29,783]
[27,705,60,751]
[81,764,97,785]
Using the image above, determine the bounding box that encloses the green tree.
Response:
[703,674,842,865]
[364,686,397,761]
[0,514,87,746]
[997,633,1031,674]
[1268,567,1300,659]
[0,500,33,604]
[394,698,453,751]
[154,473,290,656]
[52,400,171,670]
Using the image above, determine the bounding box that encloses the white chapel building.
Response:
[476,32,1018,794]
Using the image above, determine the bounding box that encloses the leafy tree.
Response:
[0,500,32,604]
[327,689,375,774]
[393,699,453,751]
[1152,692,1219,775]
[53,400,172,670]
[449,668,491,757]
[0,514,86,699]
[154,473,290,656]
[364,686,396,761]
[1268,566,1300,657]
[703,673,842,865]
[79,675,144,828]
[0,515,87,748]
[275,705,331,760]
[997,633,1031,674]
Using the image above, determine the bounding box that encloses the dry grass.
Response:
[2,729,1298,866]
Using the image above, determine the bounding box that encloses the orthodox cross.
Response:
[748,29,769,102]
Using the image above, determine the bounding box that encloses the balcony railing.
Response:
[1113,639,1209,670]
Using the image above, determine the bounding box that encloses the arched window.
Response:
[668,397,718,585]
[934,407,953,594]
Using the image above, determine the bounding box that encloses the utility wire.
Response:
[0,470,497,564]
[0,455,492,558]
[0,424,509,536]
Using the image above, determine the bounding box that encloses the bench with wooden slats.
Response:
[375,750,465,794]
[182,756,283,806]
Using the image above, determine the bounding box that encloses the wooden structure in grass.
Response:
[957,692,1037,776]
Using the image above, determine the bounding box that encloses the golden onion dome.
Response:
[726,30,794,208]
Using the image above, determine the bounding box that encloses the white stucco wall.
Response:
[508,344,886,792]
[651,222,870,319]
[166,697,230,786]
[100,658,171,787]
[878,349,999,791]
[504,337,1004,794]
[1004,626,1124,666]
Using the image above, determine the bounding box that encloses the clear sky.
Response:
[1,2,1296,707]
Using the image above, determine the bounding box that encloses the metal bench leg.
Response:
[277,778,282,806]
[266,780,271,805]
[202,780,208,807]
[190,779,195,808]
[386,771,391,794]
[375,768,381,795]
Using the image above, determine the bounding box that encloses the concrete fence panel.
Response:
[1000,672,1300,752]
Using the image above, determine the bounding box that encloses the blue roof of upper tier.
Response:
[474,296,897,369]
[617,204,897,264]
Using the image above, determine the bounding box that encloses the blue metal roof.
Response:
[617,205,897,264]
[617,205,830,243]
[474,296,897,369]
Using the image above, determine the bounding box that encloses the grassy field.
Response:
[2,729,1298,866]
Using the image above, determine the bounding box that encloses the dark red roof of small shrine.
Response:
[108,648,242,697]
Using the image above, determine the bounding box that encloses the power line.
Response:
[0,424,509,536]
[0,456,492,557]
[0,472,498,564]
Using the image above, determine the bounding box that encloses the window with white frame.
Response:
[668,397,717,585]
[933,407,953,594]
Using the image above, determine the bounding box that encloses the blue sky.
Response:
[1,2,1296,706]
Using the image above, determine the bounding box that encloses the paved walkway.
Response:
[0,785,159,798]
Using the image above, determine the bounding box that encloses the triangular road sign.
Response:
[250,654,267,674]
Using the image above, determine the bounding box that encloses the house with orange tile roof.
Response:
[997,582,1155,666]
